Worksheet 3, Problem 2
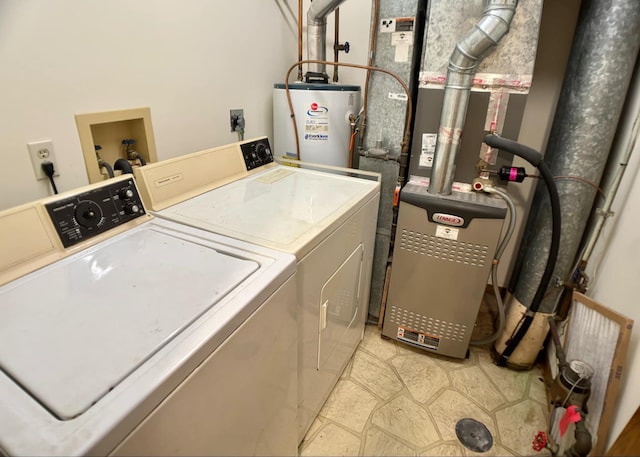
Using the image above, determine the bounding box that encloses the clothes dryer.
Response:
[134,137,380,442]
[0,175,297,456]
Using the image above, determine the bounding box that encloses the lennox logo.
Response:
[433,213,464,226]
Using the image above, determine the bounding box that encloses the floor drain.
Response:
[455,418,493,453]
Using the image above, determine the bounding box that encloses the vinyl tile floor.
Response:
[299,324,551,456]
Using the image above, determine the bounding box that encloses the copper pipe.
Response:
[285,59,412,161]
[360,0,380,147]
[297,0,303,81]
[348,124,357,168]
[333,8,340,83]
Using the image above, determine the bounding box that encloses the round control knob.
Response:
[75,201,103,229]
[120,188,134,200]
[124,203,140,215]
[256,143,269,161]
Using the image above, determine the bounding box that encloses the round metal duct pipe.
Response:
[306,0,348,80]
[495,0,640,368]
[428,0,517,196]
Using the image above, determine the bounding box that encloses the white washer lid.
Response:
[162,167,377,255]
[0,227,258,420]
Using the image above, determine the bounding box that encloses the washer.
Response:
[0,175,297,456]
[134,137,380,441]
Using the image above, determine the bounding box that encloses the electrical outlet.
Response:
[230,109,245,132]
[27,140,59,180]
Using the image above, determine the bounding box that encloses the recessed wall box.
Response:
[75,107,158,183]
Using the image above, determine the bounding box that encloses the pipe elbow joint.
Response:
[453,9,515,67]
[571,419,593,457]
[307,0,347,23]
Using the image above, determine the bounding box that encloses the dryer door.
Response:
[317,244,363,370]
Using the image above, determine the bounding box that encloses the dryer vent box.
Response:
[75,107,158,183]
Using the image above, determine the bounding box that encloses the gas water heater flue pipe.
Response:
[306,0,348,82]
[428,0,518,196]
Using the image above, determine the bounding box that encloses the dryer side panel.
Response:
[296,196,378,443]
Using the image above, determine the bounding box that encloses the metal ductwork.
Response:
[428,0,517,195]
[495,0,640,369]
[306,0,347,82]
[511,0,640,314]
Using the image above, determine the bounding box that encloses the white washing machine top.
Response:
[0,176,295,455]
[133,137,380,259]
[160,166,379,258]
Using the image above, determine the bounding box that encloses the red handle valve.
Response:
[532,431,548,452]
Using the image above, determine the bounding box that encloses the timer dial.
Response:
[74,201,103,229]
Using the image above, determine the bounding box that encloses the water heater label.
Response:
[435,225,459,240]
[304,103,329,141]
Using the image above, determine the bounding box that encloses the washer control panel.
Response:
[45,178,146,248]
[240,137,274,171]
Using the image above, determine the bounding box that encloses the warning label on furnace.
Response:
[419,133,437,167]
[435,225,459,240]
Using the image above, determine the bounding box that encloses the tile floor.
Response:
[299,324,551,456]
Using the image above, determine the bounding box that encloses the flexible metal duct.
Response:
[428,0,517,195]
[307,0,348,80]
[511,0,640,315]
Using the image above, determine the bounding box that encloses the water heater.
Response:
[382,183,506,358]
[273,83,360,167]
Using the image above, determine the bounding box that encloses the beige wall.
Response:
[588,68,640,450]
[0,0,372,210]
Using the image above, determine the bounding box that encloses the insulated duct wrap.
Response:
[512,0,640,314]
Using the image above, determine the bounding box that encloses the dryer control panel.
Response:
[45,178,146,248]
[240,138,274,171]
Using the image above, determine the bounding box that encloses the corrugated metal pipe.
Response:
[495,0,640,370]
[306,0,347,82]
[428,0,517,196]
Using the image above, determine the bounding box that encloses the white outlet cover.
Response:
[27,140,59,180]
